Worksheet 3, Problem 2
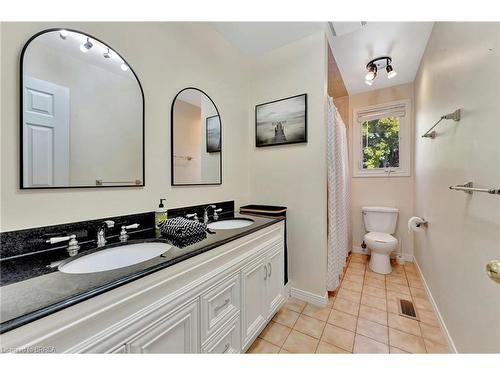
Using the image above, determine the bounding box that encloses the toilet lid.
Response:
[364,232,397,244]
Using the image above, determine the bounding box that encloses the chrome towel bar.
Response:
[96,179,142,185]
[449,182,500,195]
[422,109,461,138]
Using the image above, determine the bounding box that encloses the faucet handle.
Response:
[119,223,140,242]
[46,234,76,244]
[213,208,223,220]
[186,213,198,221]
[122,223,140,230]
[103,220,115,228]
[46,235,79,256]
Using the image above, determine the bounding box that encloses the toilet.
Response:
[362,206,399,274]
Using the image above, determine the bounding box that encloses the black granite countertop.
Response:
[0,214,283,334]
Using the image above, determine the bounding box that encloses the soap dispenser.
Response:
[155,198,167,237]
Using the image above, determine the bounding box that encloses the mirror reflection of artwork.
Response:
[255,94,307,147]
[20,29,144,188]
[171,88,222,186]
[206,116,221,153]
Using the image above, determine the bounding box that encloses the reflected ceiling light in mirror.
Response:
[59,29,69,40]
[364,80,373,86]
[80,37,93,53]
[120,63,128,71]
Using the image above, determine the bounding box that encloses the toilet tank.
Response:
[362,206,399,234]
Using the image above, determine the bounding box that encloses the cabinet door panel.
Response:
[266,246,285,315]
[128,300,199,353]
[241,258,267,347]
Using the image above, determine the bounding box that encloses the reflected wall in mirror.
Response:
[171,88,222,185]
[20,29,144,189]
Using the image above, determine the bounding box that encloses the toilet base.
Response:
[369,252,392,274]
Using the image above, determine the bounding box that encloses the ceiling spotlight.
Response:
[59,29,69,40]
[103,48,111,59]
[364,56,396,85]
[365,64,377,81]
[386,64,397,79]
[80,37,93,53]
[120,63,128,71]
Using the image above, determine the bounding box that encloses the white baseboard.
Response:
[413,258,458,353]
[290,287,328,307]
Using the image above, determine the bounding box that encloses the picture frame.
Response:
[255,93,307,147]
[206,115,221,153]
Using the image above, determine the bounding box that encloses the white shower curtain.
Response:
[327,97,351,291]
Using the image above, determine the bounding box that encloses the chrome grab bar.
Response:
[422,109,461,138]
[449,182,500,195]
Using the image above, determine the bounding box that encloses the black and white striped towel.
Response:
[157,217,207,238]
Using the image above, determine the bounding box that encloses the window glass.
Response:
[361,116,400,169]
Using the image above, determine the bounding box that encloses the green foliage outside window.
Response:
[362,116,400,169]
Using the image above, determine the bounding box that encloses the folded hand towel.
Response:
[157,217,207,238]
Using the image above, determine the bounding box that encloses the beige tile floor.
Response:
[247,253,450,354]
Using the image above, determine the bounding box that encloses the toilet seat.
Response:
[364,232,397,247]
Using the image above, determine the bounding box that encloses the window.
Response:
[352,100,411,177]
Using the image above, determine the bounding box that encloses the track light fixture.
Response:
[103,48,111,59]
[80,37,93,53]
[364,56,397,85]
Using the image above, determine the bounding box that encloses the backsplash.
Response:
[0,212,155,260]
[167,200,234,221]
[0,200,235,261]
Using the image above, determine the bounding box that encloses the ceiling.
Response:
[212,22,323,54]
[328,22,434,95]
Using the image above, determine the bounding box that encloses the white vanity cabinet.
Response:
[127,300,199,353]
[0,221,286,354]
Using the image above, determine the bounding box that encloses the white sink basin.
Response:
[59,242,172,274]
[207,219,254,230]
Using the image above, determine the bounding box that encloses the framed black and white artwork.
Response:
[255,93,307,147]
[206,115,221,153]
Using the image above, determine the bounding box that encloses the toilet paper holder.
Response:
[415,219,428,228]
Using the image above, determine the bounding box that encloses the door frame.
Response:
[19,27,146,189]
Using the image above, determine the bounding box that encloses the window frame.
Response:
[352,99,411,178]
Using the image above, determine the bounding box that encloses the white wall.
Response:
[172,100,202,184]
[1,22,251,231]
[246,32,328,297]
[348,83,415,259]
[414,22,500,353]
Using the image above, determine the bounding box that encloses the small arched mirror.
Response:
[20,29,144,188]
[171,88,222,185]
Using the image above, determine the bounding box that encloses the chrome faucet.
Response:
[203,205,222,224]
[97,220,115,247]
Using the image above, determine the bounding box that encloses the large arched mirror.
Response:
[20,29,144,188]
[171,87,222,185]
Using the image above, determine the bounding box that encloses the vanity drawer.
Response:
[202,315,240,354]
[201,273,240,343]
